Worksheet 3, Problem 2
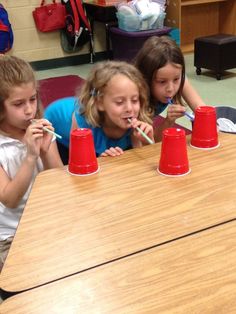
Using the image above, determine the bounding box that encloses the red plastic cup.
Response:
[158,128,190,177]
[68,128,99,176]
[191,106,219,149]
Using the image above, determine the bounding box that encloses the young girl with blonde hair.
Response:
[0,55,62,271]
[45,60,154,160]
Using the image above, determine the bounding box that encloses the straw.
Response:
[167,98,194,121]
[184,111,195,121]
[127,118,154,145]
[31,119,62,139]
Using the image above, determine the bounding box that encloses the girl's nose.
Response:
[24,102,33,115]
[125,101,133,112]
[166,82,174,92]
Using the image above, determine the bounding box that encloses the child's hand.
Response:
[166,103,186,123]
[100,147,124,157]
[24,123,43,159]
[40,119,54,153]
[130,118,154,146]
[32,119,54,154]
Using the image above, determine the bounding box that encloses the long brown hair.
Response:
[134,36,186,111]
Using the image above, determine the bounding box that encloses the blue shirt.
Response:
[44,97,76,148]
[44,97,132,156]
[74,109,132,157]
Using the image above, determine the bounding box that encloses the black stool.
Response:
[194,34,236,80]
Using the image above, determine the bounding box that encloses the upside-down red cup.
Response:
[158,128,190,177]
[191,106,219,149]
[68,128,99,176]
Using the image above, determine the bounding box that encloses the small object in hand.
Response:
[31,119,62,139]
[127,118,154,145]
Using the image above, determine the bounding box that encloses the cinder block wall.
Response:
[3,0,105,62]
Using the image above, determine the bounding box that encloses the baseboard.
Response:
[30,51,108,71]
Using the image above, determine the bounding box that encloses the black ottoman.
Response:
[194,34,236,80]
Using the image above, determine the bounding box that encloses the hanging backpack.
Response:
[0,4,14,53]
[60,0,93,53]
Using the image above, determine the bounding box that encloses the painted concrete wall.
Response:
[2,0,105,62]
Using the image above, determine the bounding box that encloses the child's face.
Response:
[151,62,182,103]
[97,74,140,130]
[2,82,37,134]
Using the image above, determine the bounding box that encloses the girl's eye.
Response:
[132,98,139,104]
[14,102,24,107]
[30,96,37,103]
[174,78,180,82]
[156,80,165,84]
[115,100,123,105]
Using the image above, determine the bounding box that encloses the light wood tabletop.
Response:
[1,220,236,314]
[0,132,236,293]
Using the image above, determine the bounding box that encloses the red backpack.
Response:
[61,0,93,53]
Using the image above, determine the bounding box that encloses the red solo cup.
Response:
[68,128,99,176]
[158,128,190,177]
[191,106,219,149]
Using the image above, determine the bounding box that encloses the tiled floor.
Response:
[36,53,236,104]
[36,63,94,81]
[184,53,236,107]
[36,53,236,105]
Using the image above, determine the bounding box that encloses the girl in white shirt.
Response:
[0,55,63,272]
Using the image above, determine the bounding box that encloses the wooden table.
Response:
[1,220,236,313]
[1,132,236,293]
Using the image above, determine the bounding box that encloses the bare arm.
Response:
[0,123,43,208]
[0,154,39,209]
[40,140,63,169]
[36,119,63,169]
[182,78,206,111]
[0,121,62,208]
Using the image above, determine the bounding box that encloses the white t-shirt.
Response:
[0,134,43,241]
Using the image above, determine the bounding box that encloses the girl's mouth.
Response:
[122,116,133,122]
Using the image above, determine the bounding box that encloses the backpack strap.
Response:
[69,0,81,49]
[74,0,93,60]
[69,0,91,50]
[74,0,91,32]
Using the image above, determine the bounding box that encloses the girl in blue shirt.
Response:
[45,61,154,162]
